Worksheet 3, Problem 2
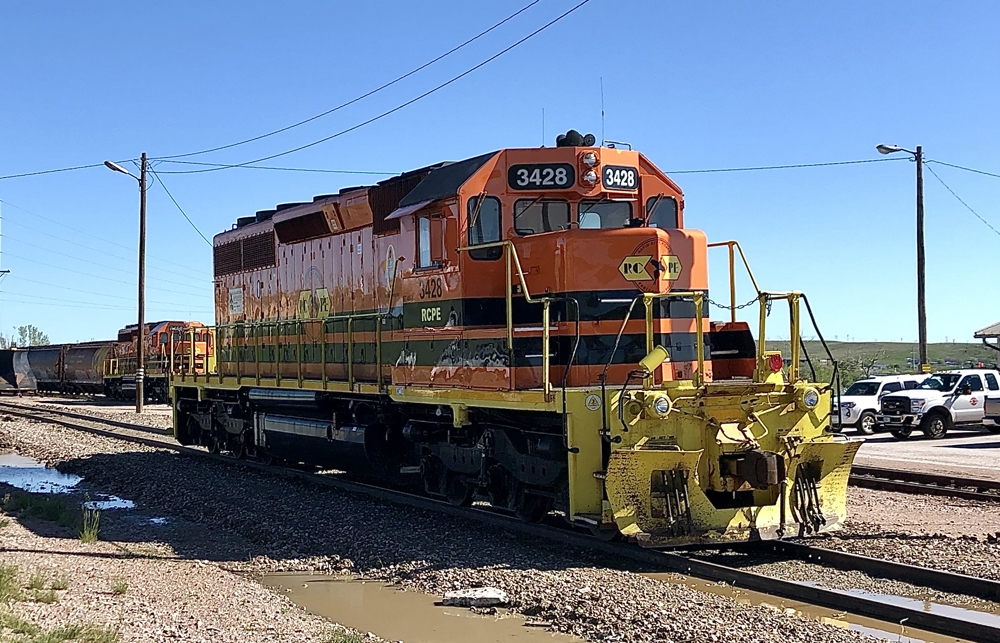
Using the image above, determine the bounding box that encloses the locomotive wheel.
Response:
[445,475,474,508]
[259,451,278,467]
[513,489,552,523]
[206,433,221,454]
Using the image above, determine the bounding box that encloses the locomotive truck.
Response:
[170,131,860,545]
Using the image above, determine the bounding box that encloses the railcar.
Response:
[170,131,860,545]
[20,342,112,395]
[0,350,17,394]
[104,321,212,403]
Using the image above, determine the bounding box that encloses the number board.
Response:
[602,165,639,191]
[508,163,575,190]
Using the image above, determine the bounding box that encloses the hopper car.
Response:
[18,342,113,395]
[168,130,860,545]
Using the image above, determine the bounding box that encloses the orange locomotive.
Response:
[105,320,212,402]
[172,130,858,545]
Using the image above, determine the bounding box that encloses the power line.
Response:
[154,1,543,161]
[924,163,1000,238]
[0,214,206,281]
[664,157,909,174]
[0,290,212,312]
[156,160,396,174]
[148,169,212,245]
[157,0,595,175]
[0,162,106,181]
[927,159,1000,180]
[5,274,208,308]
[0,198,210,276]
[0,249,210,298]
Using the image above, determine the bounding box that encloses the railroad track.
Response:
[2,400,998,642]
[851,464,1000,502]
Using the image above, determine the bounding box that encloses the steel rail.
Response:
[850,464,1000,503]
[2,402,998,642]
[0,402,168,437]
[768,540,1000,601]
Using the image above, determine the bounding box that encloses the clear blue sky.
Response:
[1,1,997,344]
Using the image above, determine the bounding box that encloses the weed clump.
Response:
[79,507,100,544]
[0,563,21,603]
[110,578,128,596]
[27,570,46,591]
[49,573,69,591]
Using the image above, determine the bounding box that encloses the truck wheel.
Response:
[920,411,950,439]
[890,427,912,440]
[857,411,877,435]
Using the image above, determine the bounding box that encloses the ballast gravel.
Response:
[0,408,868,643]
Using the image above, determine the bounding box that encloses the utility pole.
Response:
[104,154,148,413]
[876,143,928,373]
[137,153,147,414]
[915,146,927,371]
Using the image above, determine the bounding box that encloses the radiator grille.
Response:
[214,232,275,277]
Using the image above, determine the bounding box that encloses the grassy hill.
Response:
[770,340,998,375]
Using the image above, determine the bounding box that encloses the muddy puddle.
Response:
[645,572,974,643]
[0,450,134,510]
[261,574,582,643]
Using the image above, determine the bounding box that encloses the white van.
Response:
[833,374,925,434]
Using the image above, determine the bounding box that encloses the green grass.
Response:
[774,340,998,372]
[109,578,127,596]
[0,610,39,635]
[322,630,367,643]
[32,589,57,604]
[79,508,100,544]
[49,574,69,592]
[0,563,21,603]
[2,494,75,526]
[0,518,10,529]
[26,571,45,591]
[28,623,121,643]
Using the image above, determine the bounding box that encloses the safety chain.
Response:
[706,295,772,316]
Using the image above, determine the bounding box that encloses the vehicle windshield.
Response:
[844,381,880,396]
[917,374,961,391]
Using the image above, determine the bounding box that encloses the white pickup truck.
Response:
[878,368,1000,440]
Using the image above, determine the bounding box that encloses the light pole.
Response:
[877,144,926,372]
[105,154,147,413]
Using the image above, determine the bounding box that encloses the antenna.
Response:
[541,108,545,147]
[600,77,605,147]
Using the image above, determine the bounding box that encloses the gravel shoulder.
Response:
[0,410,869,643]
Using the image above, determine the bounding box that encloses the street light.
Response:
[877,143,926,372]
[105,153,148,413]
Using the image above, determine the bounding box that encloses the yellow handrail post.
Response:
[275,323,281,386]
[694,292,705,387]
[542,299,551,401]
[756,293,768,382]
[505,244,513,351]
[169,332,174,376]
[789,293,801,382]
[347,317,355,392]
[376,315,384,391]
[236,325,242,385]
[321,319,328,389]
[643,295,655,389]
[254,323,260,385]
[296,321,303,388]
[728,243,736,323]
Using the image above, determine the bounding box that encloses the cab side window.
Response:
[514,199,570,235]
[903,380,919,389]
[986,373,999,391]
[416,215,444,268]
[467,196,502,261]
[959,375,984,392]
[645,196,678,228]
[882,382,902,394]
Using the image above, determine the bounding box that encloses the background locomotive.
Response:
[171,131,860,545]
[0,320,211,401]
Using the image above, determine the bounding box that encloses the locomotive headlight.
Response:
[582,169,599,185]
[799,387,820,410]
[582,151,599,167]
[650,394,672,418]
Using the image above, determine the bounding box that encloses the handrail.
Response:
[707,240,761,323]
[456,239,554,399]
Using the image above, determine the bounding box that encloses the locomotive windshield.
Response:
[514,199,570,234]
[646,195,678,228]
[578,200,632,229]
